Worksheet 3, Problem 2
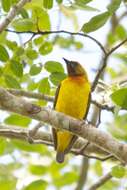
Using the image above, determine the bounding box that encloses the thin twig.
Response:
[118,11,127,22]
[92,56,109,91]
[92,35,127,92]
[71,149,114,161]
[23,33,35,45]
[96,108,102,128]
[108,37,127,55]
[91,100,114,112]
[82,154,114,161]
[5,29,106,54]
[87,172,112,190]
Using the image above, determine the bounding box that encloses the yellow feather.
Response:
[55,76,91,153]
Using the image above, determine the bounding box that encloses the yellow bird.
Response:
[52,58,91,163]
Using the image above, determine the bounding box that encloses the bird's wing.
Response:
[65,93,91,153]
[64,135,78,154]
[83,92,91,120]
[52,84,61,150]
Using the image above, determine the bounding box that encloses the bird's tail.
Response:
[56,151,65,163]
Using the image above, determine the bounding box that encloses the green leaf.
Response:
[111,88,127,109]
[1,0,11,12]
[0,67,3,76]
[20,8,29,18]
[4,75,21,89]
[116,25,127,40]
[10,60,23,78]
[43,0,53,9]
[114,53,127,63]
[39,42,53,55]
[54,172,78,187]
[75,0,93,4]
[24,180,47,190]
[26,49,38,60]
[50,72,67,85]
[27,80,38,91]
[72,0,99,11]
[74,41,83,49]
[0,31,7,44]
[55,36,73,48]
[33,36,45,46]
[30,64,42,76]
[44,61,64,73]
[107,32,117,46]
[0,45,9,62]
[29,164,47,175]
[14,47,24,56]
[93,161,103,176]
[38,77,50,94]
[107,0,121,15]
[12,139,49,154]
[5,114,31,127]
[25,0,43,8]
[12,18,35,32]
[0,138,6,155]
[6,40,17,51]
[111,165,125,178]
[56,0,63,4]
[32,7,50,31]
[0,178,16,190]
[82,11,109,33]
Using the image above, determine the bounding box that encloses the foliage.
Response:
[0,0,127,190]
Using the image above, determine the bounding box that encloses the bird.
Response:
[52,58,91,163]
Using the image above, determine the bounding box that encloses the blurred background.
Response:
[0,0,127,189]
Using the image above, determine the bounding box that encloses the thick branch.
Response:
[0,88,127,163]
[8,88,54,102]
[0,0,31,33]
[8,88,114,112]
[0,124,110,156]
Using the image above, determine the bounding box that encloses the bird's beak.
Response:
[63,58,74,68]
[63,58,70,65]
[63,58,75,76]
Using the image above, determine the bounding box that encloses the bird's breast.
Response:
[55,77,91,119]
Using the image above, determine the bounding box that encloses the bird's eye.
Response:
[70,62,75,69]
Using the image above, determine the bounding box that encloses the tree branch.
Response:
[75,157,89,190]
[8,88,54,102]
[0,87,127,163]
[4,29,127,94]
[87,172,112,190]
[0,124,111,157]
[91,100,114,112]
[7,88,114,112]
[0,0,31,33]
[92,56,109,91]
[92,36,127,91]
[5,29,106,54]
[108,37,127,55]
